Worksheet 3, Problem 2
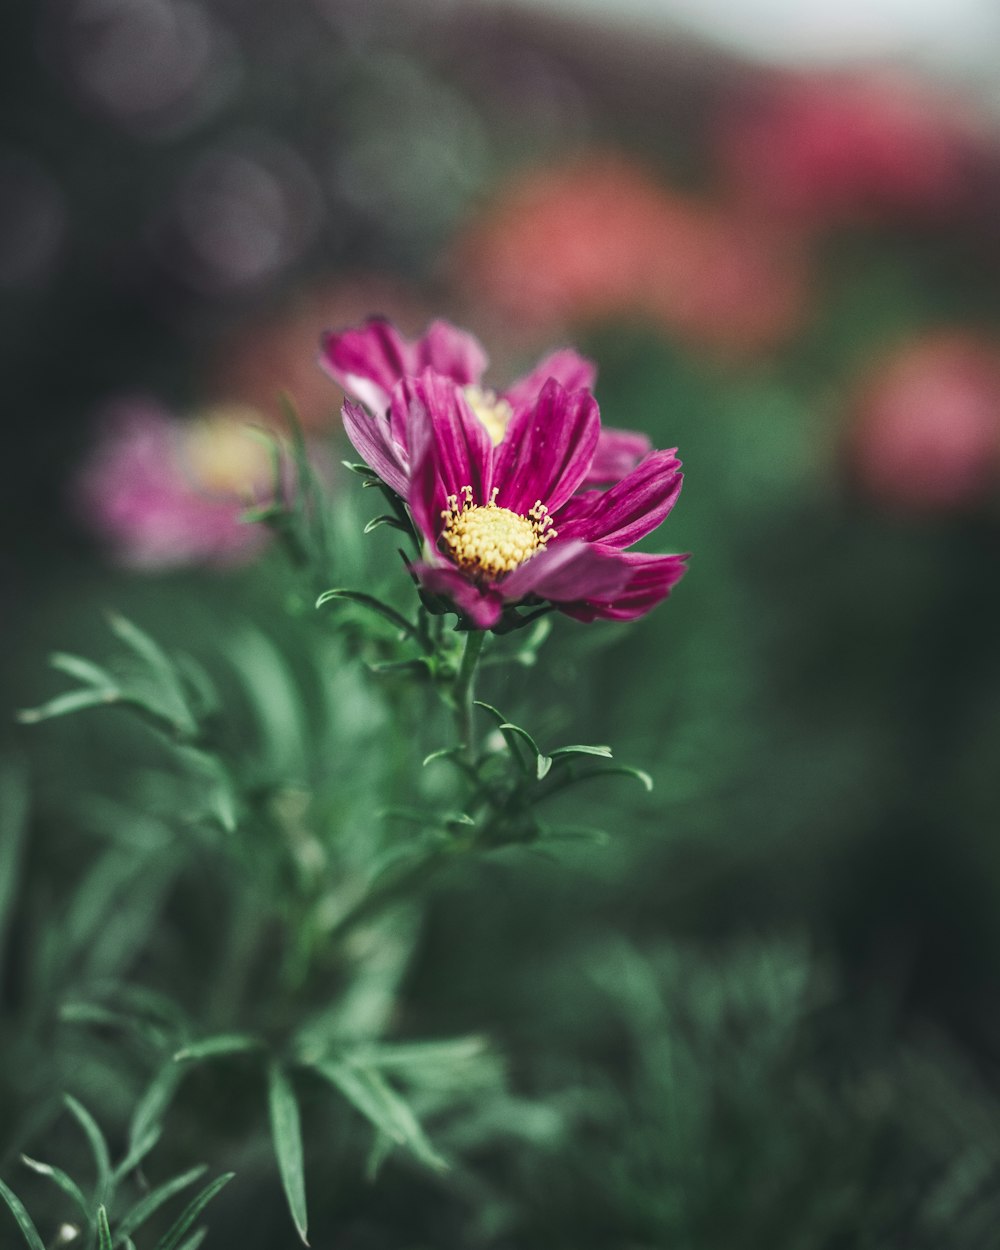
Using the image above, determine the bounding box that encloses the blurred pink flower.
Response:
[850,334,1000,513]
[715,70,986,228]
[77,398,275,568]
[448,153,810,355]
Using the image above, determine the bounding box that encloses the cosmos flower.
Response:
[348,368,687,630]
[321,315,652,490]
[76,398,274,568]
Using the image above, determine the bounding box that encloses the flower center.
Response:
[181,405,272,497]
[440,486,556,580]
[463,385,513,446]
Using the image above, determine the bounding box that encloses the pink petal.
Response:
[555,450,683,548]
[341,400,410,497]
[402,371,494,512]
[321,317,488,413]
[417,320,489,386]
[493,380,600,516]
[501,348,597,413]
[415,562,503,628]
[321,317,413,413]
[584,427,652,485]
[560,551,689,621]
[500,539,632,604]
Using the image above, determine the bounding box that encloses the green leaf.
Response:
[153,1173,234,1250]
[542,764,654,797]
[341,460,379,479]
[97,1205,113,1250]
[106,613,197,736]
[175,1233,207,1250]
[472,702,532,775]
[355,1035,489,1069]
[50,651,116,688]
[536,754,553,781]
[59,1002,170,1049]
[64,1095,111,1207]
[173,1034,264,1062]
[267,1065,309,1245]
[549,744,614,760]
[126,1063,185,1162]
[116,1166,208,1243]
[362,514,407,534]
[19,1155,89,1219]
[17,688,118,724]
[314,1060,446,1172]
[315,589,421,644]
[0,1178,45,1250]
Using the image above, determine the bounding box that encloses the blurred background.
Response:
[5,0,1000,1245]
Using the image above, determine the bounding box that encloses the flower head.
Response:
[76,399,274,569]
[321,315,652,491]
[347,364,687,630]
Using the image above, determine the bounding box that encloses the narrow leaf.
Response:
[19,1156,88,1219]
[356,1036,488,1069]
[175,1233,207,1250]
[314,1060,446,1171]
[267,1065,309,1245]
[315,590,420,643]
[0,1178,45,1250]
[17,688,117,723]
[363,515,406,534]
[106,613,195,734]
[549,744,614,759]
[97,1206,112,1250]
[153,1173,234,1250]
[173,1034,264,1062]
[50,652,116,688]
[341,460,377,477]
[117,1166,208,1242]
[64,1095,111,1206]
[498,722,543,760]
[127,1063,185,1161]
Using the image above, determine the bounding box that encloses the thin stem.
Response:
[453,630,486,764]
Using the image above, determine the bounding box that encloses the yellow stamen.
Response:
[463,385,513,446]
[440,485,556,580]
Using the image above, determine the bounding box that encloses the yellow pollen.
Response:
[463,385,514,446]
[440,485,556,580]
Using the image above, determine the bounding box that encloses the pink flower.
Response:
[321,316,652,490]
[850,335,1000,513]
[345,368,687,630]
[76,398,274,568]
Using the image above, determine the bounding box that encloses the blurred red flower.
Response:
[715,70,987,228]
[448,153,810,355]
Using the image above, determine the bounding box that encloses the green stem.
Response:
[453,630,485,764]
